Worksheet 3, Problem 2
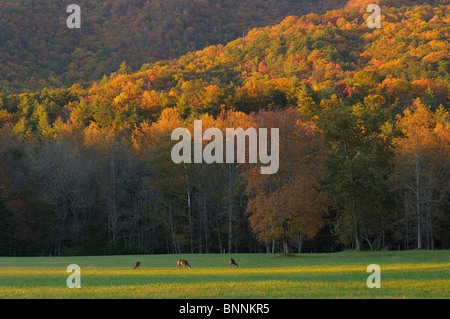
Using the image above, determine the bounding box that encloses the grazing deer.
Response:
[134,261,141,269]
[229,258,238,268]
[176,259,191,269]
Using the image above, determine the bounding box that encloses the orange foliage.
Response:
[244,108,328,247]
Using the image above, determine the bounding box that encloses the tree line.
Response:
[0,97,448,256]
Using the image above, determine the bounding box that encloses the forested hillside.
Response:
[0,0,449,256]
[0,0,348,92]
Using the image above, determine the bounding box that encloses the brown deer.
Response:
[176,259,191,269]
[229,258,238,268]
[134,261,141,269]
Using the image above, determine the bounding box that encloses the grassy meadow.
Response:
[0,250,448,299]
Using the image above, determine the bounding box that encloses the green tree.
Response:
[316,95,395,250]
[117,61,132,75]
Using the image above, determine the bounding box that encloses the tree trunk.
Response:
[416,153,423,249]
[282,220,289,254]
[297,232,303,253]
[203,196,209,253]
[354,221,362,251]
[198,205,202,253]
[184,165,194,254]
[227,165,234,253]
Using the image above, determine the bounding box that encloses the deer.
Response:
[176,259,191,269]
[229,258,238,268]
[134,261,141,269]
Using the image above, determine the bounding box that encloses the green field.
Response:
[0,250,448,299]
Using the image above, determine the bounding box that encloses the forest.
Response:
[0,0,449,256]
[0,0,348,92]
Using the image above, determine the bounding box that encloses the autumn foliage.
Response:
[244,109,328,253]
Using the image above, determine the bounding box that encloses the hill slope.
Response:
[0,0,348,92]
[1,0,448,128]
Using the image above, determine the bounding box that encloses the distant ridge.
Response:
[0,0,348,92]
